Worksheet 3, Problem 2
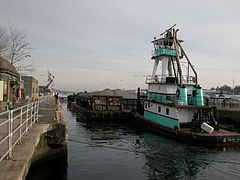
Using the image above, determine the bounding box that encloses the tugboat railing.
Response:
[146,75,195,85]
[0,96,51,162]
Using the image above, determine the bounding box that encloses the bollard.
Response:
[55,111,58,120]
[55,98,58,120]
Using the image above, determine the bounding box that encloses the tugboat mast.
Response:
[150,25,198,87]
[147,25,203,106]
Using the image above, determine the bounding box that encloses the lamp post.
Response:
[18,55,31,100]
[19,73,21,99]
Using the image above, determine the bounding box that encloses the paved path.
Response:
[0,97,61,180]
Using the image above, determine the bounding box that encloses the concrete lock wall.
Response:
[0,122,68,180]
[29,123,68,170]
[21,122,68,180]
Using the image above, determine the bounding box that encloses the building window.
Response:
[0,80,8,101]
[158,106,161,113]
[0,81,3,101]
[166,108,169,115]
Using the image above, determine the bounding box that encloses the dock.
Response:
[0,96,67,180]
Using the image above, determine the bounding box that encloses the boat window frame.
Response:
[166,108,169,115]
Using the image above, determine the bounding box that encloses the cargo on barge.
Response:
[68,93,129,120]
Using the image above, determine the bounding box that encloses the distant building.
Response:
[0,57,19,112]
[22,76,38,100]
[203,89,216,99]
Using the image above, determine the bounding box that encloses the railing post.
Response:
[7,110,13,159]
[35,102,37,122]
[19,107,23,144]
[26,104,29,135]
[36,101,39,122]
[33,102,36,123]
[30,103,33,128]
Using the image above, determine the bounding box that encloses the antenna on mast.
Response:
[160,24,176,36]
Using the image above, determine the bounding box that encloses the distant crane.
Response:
[46,70,55,89]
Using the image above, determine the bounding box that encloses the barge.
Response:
[134,25,240,146]
[68,93,129,120]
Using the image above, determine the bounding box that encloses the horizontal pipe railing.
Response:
[0,95,52,162]
[146,74,196,85]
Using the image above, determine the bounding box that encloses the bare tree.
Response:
[0,26,9,58]
[8,24,32,71]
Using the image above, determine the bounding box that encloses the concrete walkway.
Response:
[0,97,64,180]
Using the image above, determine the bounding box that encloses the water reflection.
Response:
[140,133,212,179]
[72,106,214,179]
[26,156,68,180]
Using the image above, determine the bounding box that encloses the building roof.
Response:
[0,57,19,77]
[22,76,38,84]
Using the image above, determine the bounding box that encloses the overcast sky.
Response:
[1,0,240,91]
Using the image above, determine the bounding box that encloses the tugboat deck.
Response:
[180,128,240,137]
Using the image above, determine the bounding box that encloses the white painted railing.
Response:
[0,96,51,162]
[145,75,195,85]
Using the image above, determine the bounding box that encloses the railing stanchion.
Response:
[19,107,23,144]
[26,105,29,135]
[33,102,36,123]
[30,103,33,128]
[7,110,13,159]
[36,101,39,122]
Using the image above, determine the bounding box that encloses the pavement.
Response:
[0,97,60,180]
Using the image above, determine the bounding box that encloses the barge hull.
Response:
[133,113,240,147]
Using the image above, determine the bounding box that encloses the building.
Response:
[22,76,38,100]
[0,57,19,112]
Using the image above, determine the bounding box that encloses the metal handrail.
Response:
[145,75,195,85]
[0,96,51,162]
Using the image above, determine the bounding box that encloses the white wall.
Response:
[148,84,177,94]
[177,108,196,123]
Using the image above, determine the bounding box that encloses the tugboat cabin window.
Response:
[145,103,147,109]
[158,106,161,113]
[148,102,150,108]
[166,108,169,115]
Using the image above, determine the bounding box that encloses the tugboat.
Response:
[135,25,240,146]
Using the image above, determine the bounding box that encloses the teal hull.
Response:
[144,110,180,129]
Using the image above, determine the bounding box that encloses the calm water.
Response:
[27,102,240,180]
